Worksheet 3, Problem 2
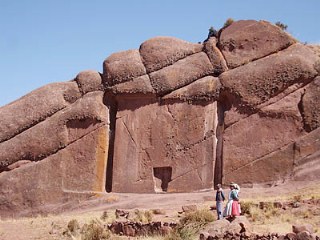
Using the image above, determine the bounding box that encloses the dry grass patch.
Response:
[132,209,153,223]
[240,189,320,235]
[164,208,215,240]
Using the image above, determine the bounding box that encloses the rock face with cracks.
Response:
[0,20,319,217]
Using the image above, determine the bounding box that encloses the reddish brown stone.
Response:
[225,124,320,184]
[7,160,32,170]
[293,224,314,234]
[162,76,221,101]
[103,49,146,86]
[1,21,320,217]
[259,88,304,120]
[219,43,318,106]
[0,92,107,170]
[0,82,81,143]
[204,37,228,75]
[75,70,103,94]
[218,20,296,68]
[111,75,155,94]
[222,113,305,179]
[204,219,230,237]
[149,52,214,95]
[301,76,320,132]
[139,36,203,73]
[223,142,295,184]
[0,126,108,217]
[61,126,108,192]
[293,127,320,181]
[112,96,217,193]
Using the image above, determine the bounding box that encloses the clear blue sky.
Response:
[1,0,319,107]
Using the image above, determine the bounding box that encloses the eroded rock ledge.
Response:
[0,19,319,217]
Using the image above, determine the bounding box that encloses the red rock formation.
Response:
[0,19,319,216]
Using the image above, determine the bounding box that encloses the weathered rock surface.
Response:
[112,96,217,193]
[139,36,203,73]
[204,37,228,75]
[200,216,252,239]
[219,43,318,106]
[0,19,320,216]
[75,70,104,94]
[301,76,320,131]
[103,49,146,86]
[110,75,155,94]
[222,112,305,183]
[218,20,296,68]
[0,91,107,170]
[149,52,214,95]
[0,82,81,143]
[162,76,221,101]
[0,125,108,217]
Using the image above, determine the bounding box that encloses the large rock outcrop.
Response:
[0,20,319,217]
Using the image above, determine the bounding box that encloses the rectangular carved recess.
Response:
[153,167,172,192]
[105,93,219,193]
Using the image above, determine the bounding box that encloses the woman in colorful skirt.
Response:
[223,183,241,219]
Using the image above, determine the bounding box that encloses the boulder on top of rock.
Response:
[301,76,320,132]
[219,43,319,106]
[0,82,81,143]
[218,19,296,68]
[139,36,203,73]
[162,76,221,101]
[75,70,104,94]
[111,75,155,95]
[0,92,107,170]
[103,49,147,86]
[204,37,228,75]
[149,52,214,95]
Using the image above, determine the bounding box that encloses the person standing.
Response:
[215,184,225,220]
[223,183,240,219]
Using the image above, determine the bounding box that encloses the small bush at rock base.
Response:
[81,220,110,240]
[164,209,215,240]
[67,219,80,233]
[133,209,153,223]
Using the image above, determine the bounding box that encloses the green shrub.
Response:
[223,18,234,28]
[208,26,218,38]
[275,21,288,31]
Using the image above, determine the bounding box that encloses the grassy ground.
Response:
[0,181,319,240]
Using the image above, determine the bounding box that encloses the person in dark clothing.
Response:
[215,183,225,220]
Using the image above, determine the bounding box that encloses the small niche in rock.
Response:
[153,167,172,192]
